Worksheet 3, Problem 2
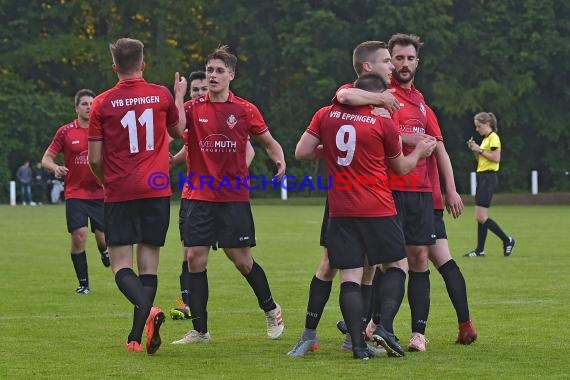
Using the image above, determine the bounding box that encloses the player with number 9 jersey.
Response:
[306,102,402,218]
[88,78,179,202]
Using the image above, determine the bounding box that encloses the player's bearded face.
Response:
[391,44,418,85]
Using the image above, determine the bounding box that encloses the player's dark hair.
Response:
[354,73,387,93]
[388,33,423,55]
[109,38,144,75]
[74,89,95,106]
[206,45,237,73]
[188,70,206,83]
[352,41,388,76]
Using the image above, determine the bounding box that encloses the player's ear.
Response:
[140,61,146,72]
[112,63,118,73]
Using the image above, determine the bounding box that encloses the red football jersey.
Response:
[47,120,104,200]
[426,105,444,210]
[88,78,179,202]
[181,130,191,199]
[307,104,402,217]
[183,91,268,202]
[388,78,442,192]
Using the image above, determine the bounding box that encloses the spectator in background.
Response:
[33,162,49,205]
[16,160,35,205]
[49,174,65,204]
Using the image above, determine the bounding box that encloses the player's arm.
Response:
[170,72,187,138]
[295,132,321,161]
[336,88,400,113]
[245,140,255,168]
[435,142,464,218]
[389,136,436,175]
[252,131,286,180]
[88,141,104,184]
[401,133,436,146]
[41,150,68,178]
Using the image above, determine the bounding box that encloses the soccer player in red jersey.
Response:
[289,41,414,358]
[425,106,477,344]
[169,70,256,321]
[171,46,286,345]
[88,38,186,354]
[339,34,476,350]
[42,89,110,296]
[296,71,436,359]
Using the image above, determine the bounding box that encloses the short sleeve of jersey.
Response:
[163,88,179,128]
[47,127,65,154]
[88,97,104,141]
[382,118,402,159]
[183,100,196,134]
[488,132,501,149]
[306,107,329,139]
[425,105,443,141]
[245,102,268,135]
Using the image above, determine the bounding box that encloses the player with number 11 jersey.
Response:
[88,78,179,202]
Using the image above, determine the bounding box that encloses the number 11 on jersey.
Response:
[121,108,155,154]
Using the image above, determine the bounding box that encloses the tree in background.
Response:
[1,0,569,199]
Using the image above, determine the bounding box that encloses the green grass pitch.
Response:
[1,201,569,379]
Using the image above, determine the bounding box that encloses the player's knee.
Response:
[315,256,336,280]
[387,258,408,273]
[234,260,252,275]
[70,229,87,250]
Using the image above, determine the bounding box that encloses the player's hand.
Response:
[54,165,69,178]
[371,107,391,117]
[445,191,464,219]
[402,133,435,147]
[416,138,437,158]
[174,72,187,99]
[378,89,400,114]
[273,160,286,181]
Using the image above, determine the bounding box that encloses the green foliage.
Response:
[0,72,70,185]
[0,0,568,194]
